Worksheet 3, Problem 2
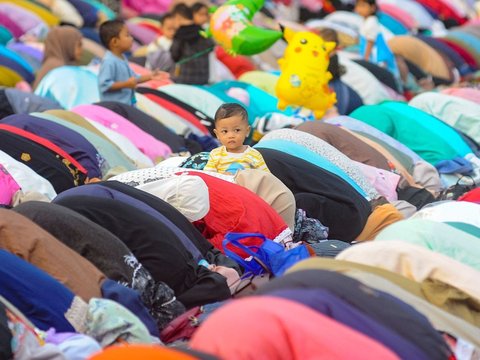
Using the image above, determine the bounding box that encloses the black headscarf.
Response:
[0,302,12,360]
[256,269,452,360]
[258,148,371,241]
[0,129,83,193]
[53,195,231,308]
[13,200,187,330]
[95,101,187,153]
[100,181,241,273]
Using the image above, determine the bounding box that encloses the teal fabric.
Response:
[34,66,100,108]
[350,102,471,165]
[32,112,136,173]
[381,102,471,156]
[0,45,34,74]
[0,26,12,45]
[409,92,480,144]
[378,12,409,35]
[82,0,116,19]
[254,138,368,198]
[376,219,480,271]
[202,81,292,126]
[445,222,480,239]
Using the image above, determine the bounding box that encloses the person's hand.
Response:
[126,76,137,89]
[151,69,170,81]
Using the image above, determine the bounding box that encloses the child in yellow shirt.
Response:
[204,103,269,175]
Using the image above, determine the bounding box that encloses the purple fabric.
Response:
[0,13,24,38]
[0,4,44,33]
[55,184,204,261]
[1,114,102,179]
[67,0,98,28]
[45,330,77,345]
[127,22,157,45]
[266,288,430,360]
[8,43,43,62]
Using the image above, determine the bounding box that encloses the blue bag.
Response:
[222,232,310,277]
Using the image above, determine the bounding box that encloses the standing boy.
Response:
[98,19,167,105]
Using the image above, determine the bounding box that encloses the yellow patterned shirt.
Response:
[204,146,270,175]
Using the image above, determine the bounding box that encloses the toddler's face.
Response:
[214,115,250,153]
[162,18,177,40]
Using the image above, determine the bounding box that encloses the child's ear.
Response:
[246,125,251,136]
[213,128,219,138]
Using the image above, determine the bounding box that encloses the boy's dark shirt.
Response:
[170,24,214,85]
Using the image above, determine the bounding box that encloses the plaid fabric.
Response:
[170,25,213,85]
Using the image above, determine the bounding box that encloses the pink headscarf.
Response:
[72,104,172,163]
[191,297,399,360]
[0,164,20,206]
[441,87,480,105]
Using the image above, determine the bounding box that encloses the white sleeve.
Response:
[361,16,380,42]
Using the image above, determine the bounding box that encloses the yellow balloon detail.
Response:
[275,28,337,119]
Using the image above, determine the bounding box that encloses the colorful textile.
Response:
[204,146,269,175]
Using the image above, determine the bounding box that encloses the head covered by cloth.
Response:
[136,174,210,222]
[190,297,399,360]
[33,26,82,89]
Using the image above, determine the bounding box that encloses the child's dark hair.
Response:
[99,19,125,49]
[318,28,338,45]
[171,3,194,20]
[160,13,174,25]
[214,103,248,123]
[191,2,208,13]
[356,0,377,14]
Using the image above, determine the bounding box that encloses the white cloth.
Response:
[146,36,172,54]
[337,241,480,303]
[0,150,56,200]
[136,175,210,221]
[51,0,84,28]
[360,16,380,41]
[338,52,393,105]
[110,166,235,187]
[156,156,188,168]
[411,200,480,228]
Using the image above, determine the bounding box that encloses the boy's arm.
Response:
[135,70,170,84]
[98,60,137,92]
[109,77,137,90]
[364,40,374,61]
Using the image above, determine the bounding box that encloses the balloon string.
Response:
[176,46,215,66]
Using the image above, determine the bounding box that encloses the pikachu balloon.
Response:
[275,29,337,119]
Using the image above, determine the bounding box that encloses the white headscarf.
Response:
[136,174,210,222]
